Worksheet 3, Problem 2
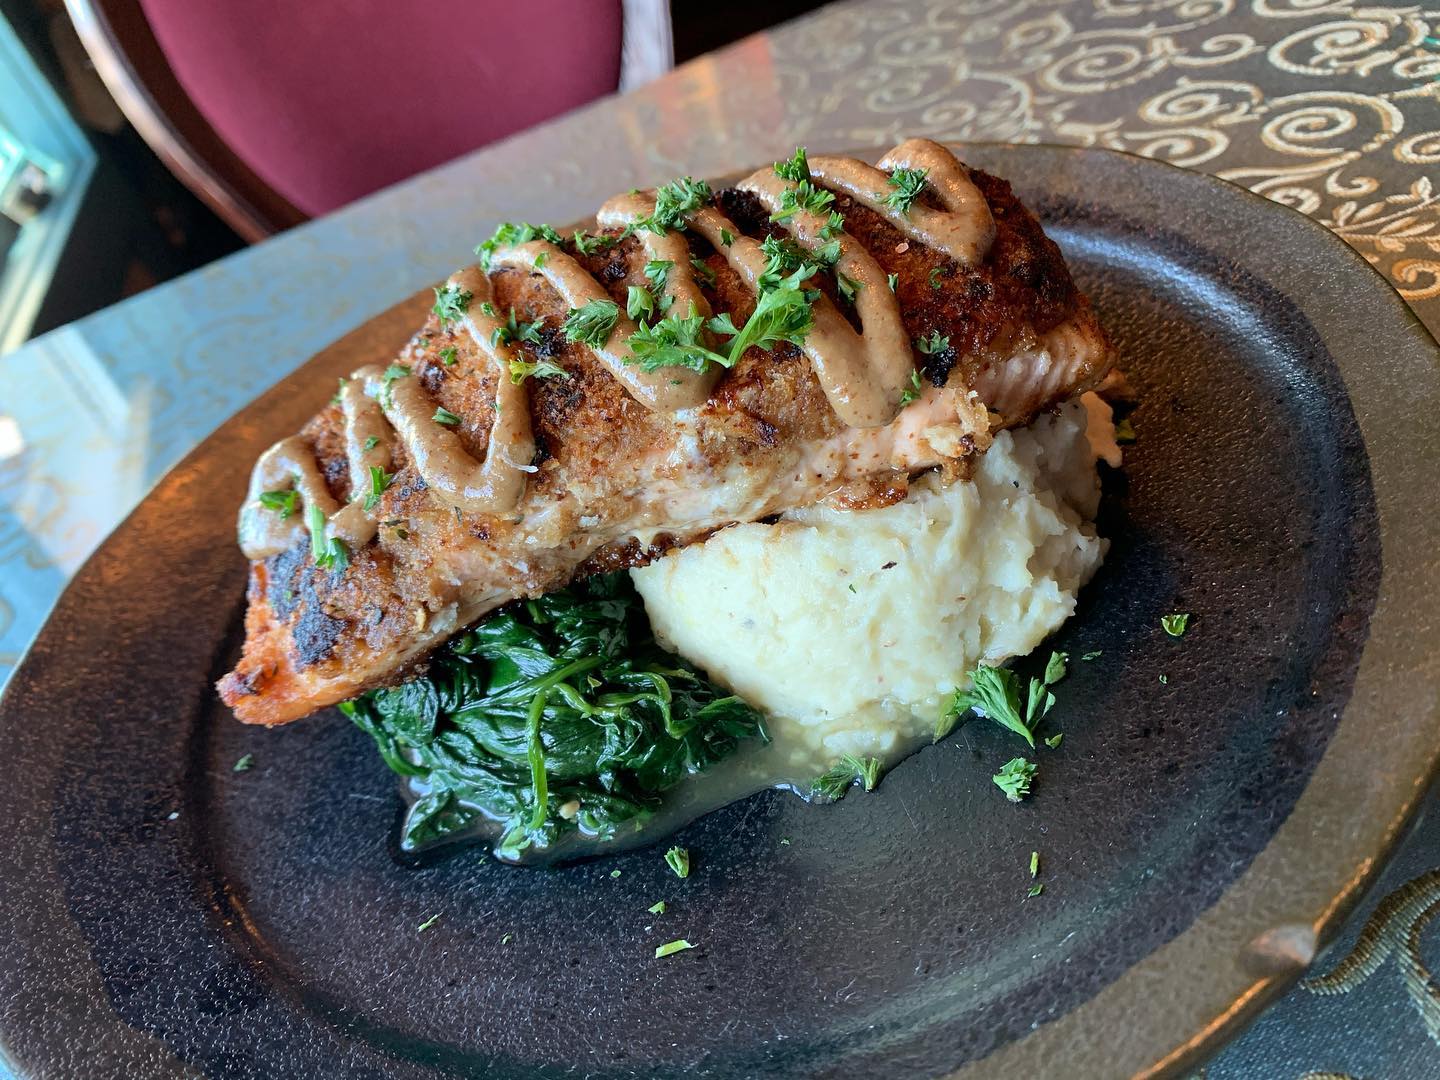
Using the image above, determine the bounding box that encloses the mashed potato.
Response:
[631,399,1111,771]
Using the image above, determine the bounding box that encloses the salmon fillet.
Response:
[219,141,1114,725]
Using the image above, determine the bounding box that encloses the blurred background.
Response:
[0,0,831,354]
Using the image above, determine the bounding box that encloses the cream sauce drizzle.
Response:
[238,141,1002,562]
[489,241,718,411]
[807,138,996,266]
[736,170,915,427]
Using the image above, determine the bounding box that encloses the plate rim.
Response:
[1,141,1437,1079]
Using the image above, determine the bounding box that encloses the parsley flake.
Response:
[655,938,695,959]
[380,363,410,407]
[884,167,929,216]
[710,264,819,363]
[431,284,472,328]
[627,284,656,323]
[887,272,899,292]
[993,758,1037,802]
[1080,650,1103,661]
[417,913,441,932]
[628,303,731,373]
[562,299,620,347]
[771,179,835,222]
[648,900,666,915]
[475,221,564,268]
[720,227,734,246]
[572,229,615,256]
[509,357,569,384]
[1162,613,1191,637]
[1029,850,1039,877]
[773,146,810,183]
[898,369,924,407]
[915,330,949,355]
[812,754,882,799]
[690,256,717,287]
[363,464,394,512]
[929,266,945,290]
[1044,650,1068,685]
[233,753,254,773]
[259,489,298,519]
[642,176,712,235]
[433,407,461,427]
[1027,883,1045,898]
[937,664,1052,746]
[836,272,860,305]
[665,846,690,879]
[1115,417,1137,444]
[363,436,380,452]
[1045,733,1064,749]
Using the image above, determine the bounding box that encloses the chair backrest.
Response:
[67,0,656,241]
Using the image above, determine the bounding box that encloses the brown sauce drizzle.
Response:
[238,138,997,561]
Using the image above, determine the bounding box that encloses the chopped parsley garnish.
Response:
[644,258,672,293]
[773,146,810,183]
[771,179,835,222]
[363,436,380,452]
[233,753,254,773]
[915,330,949,354]
[433,407,461,427]
[1030,850,1039,877]
[1115,417,1137,444]
[1045,733,1064,749]
[475,221,564,268]
[628,303,732,373]
[627,284,656,323]
[610,869,623,879]
[533,251,548,270]
[1027,883,1044,898]
[562,299,620,347]
[258,489,298,519]
[439,346,457,366]
[936,654,1067,746]
[819,210,846,241]
[720,227,734,246]
[363,464,394,512]
[307,503,350,573]
[509,357,569,384]
[690,256,717,287]
[332,376,347,405]
[380,363,410,407]
[431,284,472,329]
[1162,613,1191,637]
[501,933,512,944]
[929,266,945,289]
[1159,673,1170,685]
[572,229,615,256]
[1080,650,1102,661]
[898,369,924,407]
[641,176,712,235]
[480,301,498,317]
[709,264,820,363]
[655,938,695,959]
[1044,650,1068,684]
[884,167,929,216]
[417,913,441,932]
[648,900,666,915]
[836,272,860,305]
[812,754,882,799]
[887,272,899,292]
[665,846,690,879]
[993,757,1037,802]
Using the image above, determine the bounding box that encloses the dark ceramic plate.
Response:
[2,145,1439,1080]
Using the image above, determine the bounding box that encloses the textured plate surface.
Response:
[2,145,1438,1080]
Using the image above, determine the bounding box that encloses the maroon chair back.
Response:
[68,0,626,240]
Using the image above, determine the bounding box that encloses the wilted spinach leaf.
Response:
[341,573,767,860]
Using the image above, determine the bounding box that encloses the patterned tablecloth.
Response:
[1,1,1437,1075]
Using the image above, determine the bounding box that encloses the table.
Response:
[2,1,1437,1074]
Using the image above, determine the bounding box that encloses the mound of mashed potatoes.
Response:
[631,398,1114,772]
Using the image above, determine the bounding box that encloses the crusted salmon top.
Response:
[220,139,1115,725]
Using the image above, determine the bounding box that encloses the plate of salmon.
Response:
[2,140,1438,1079]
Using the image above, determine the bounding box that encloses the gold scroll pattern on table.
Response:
[772,0,1440,302]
